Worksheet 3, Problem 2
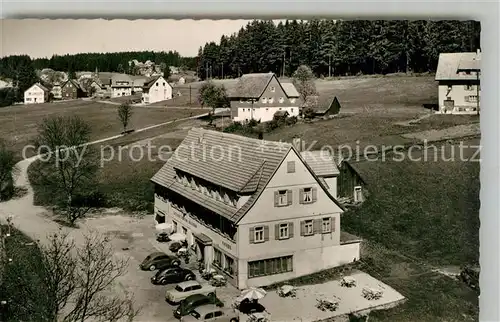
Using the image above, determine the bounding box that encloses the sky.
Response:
[0,19,269,58]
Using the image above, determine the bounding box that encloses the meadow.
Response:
[0,99,206,159]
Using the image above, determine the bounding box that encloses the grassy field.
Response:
[0,225,52,321]
[28,118,201,212]
[342,137,480,266]
[0,99,206,159]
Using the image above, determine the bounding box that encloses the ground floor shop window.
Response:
[213,248,222,267]
[248,255,293,278]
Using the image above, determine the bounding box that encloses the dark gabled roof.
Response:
[143,76,169,89]
[303,95,339,114]
[227,73,275,99]
[341,160,368,185]
[151,128,344,224]
[62,79,81,90]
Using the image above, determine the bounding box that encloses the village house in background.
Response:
[131,76,147,93]
[110,74,134,97]
[50,82,62,99]
[141,75,173,104]
[337,160,366,204]
[228,72,301,123]
[435,49,481,114]
[61,79,85,100]
[24,83,49,104]
[151,128,361,290]
[302,95,342,119]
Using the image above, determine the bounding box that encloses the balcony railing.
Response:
[155,193,236,243]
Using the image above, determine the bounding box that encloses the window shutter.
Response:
[287,190,293,205]
[312,187,318,202]
[289,222,294,238]
[264,226,270,241]
[287,161,295,173]
[331,217,335,232]
[300,221,305,236]
[313,219,322,234]
[299,188,304,204]
[274,191,279,207]
[249,227,255,244]
[275,224,280,240]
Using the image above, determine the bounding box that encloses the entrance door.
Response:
[444,99,454,112]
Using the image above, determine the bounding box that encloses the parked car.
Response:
[174,293,224,319]
[166,281,216,305]
[140,252,181,271]
[180,304,239,322]
[151,267,196,285]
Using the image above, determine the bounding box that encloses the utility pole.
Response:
[282,51,286,78]
[328,55,331,78]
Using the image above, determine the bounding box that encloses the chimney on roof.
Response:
[476,48,481,60]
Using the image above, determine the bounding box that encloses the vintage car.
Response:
[139,252,181,271]
[165,280,216,305]
[151,267,196,285]
[180,304,239,322]
[174,293,224,319]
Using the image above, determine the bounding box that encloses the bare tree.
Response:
[33,230,140,322]
[34,116,100,225]
[292,65,318,103]
[117,103,133,134]
[0,139,17,201]
[61,233,139,322]
[38,229,77,321]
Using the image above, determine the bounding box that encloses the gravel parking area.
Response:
[82,213,240,322]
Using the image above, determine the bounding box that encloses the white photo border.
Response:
[1,1,498,320]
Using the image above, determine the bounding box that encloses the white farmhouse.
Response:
[435,49,481,114]
[24,83,49,104]
[228,73,301,123]
[141,76,173,104]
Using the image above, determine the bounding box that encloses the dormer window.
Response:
[268,97,274,104]
[279,97,284,103]
[270,86,276,92]
[262,97,267,104]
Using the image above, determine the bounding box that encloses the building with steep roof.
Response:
[151,128,361,289]
[435,50,481,114]
[141,75,172,104]
[61,79,85,100]
[228,73,301,123]
[24,83,50,104]
[302,95,342,119]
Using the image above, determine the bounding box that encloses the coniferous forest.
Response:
[0,19,481,85]
[197,19,481,79]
